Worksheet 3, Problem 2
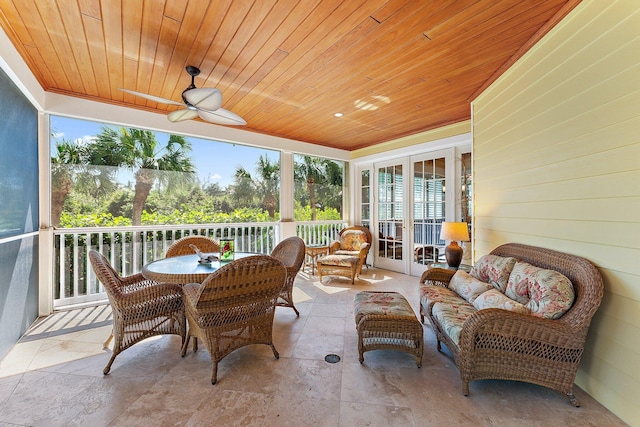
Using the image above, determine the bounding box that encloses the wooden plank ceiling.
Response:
[0,0,578,151]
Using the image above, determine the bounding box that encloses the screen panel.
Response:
[0,67,39,238]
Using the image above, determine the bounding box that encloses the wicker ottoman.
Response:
[354,291,423,367]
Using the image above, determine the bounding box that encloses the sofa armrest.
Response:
[419,268,456,288]
[459,308,585,356]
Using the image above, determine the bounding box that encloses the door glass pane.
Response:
[378,164,403,260]
[413,157,445,265]
[461,152,472,224]
[361,169,371,229]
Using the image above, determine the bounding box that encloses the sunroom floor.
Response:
[0,267,626,426]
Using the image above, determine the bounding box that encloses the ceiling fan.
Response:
[120,65,246,126]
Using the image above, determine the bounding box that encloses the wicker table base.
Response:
[304,245,328,275]
[354,291,423,367]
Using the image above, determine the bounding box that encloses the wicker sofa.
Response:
[419,243,604,406]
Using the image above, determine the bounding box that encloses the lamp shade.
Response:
[439,222,470,242]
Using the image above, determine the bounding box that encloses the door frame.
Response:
[350,134,472,276]
[373,158,410,272]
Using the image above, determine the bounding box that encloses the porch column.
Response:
[279,151,296,240]
[38,112,53,315]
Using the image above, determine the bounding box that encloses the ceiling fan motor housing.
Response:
[182,65,200,107]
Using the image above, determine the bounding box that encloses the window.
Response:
[293,154,344,221]
[50,116,280,227]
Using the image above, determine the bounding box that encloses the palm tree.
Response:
[231,155,280,218]
[317,158,343,216]
[51,135,121,227]
[51,139,86,226]
[254,155,279,218]
[294,156,342,220]
[91,127,195,226]
[231,166,255,209]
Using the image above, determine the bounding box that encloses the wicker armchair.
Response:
[270,236,306,316]
[89,250,186,375]
[165,235,220,258]
[419,243,604,406]
[317,226,372,284]
[181,255,287,384]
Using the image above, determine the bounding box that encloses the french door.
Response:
[409,152,450,277]
[375,160,407,272]
[355,147,467,276]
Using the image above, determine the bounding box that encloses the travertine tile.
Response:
[0,267,627,427]
[339,401,416,427]
[292,332,344,361]
[263,395,340,426]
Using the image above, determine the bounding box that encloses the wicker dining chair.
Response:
[270,236,306,316]
[165,235,220,258]
[181,255,287,384]
[89,250,186,375]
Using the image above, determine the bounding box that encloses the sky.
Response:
[50,115,279,188]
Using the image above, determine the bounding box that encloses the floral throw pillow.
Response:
[472,289,530,314]
[448,270,493,304]
[470,255,517,292]
[505,261,575,319]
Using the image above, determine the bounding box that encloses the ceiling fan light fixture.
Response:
[334,112,343,117]
[183,87,223,111]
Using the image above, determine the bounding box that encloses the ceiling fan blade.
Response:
[119,88,184,106]
[183,88,223,111]
[197,108,247,126]
[168,109,199,122]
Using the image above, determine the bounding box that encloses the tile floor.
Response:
[0,267,627,426]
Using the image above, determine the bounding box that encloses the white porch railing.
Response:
[53,220,347,308]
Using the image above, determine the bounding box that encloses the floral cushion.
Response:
[420,285,464,311]
[335,242,368,257]
[470,255,517,292]
[472,289,530,314]
[354,291,415,324]
[334,250,360,256]
[505,261,575,319]
[339,230,368,251]
[318,254,360,267]
[448,270,493,304]
[432,301,476,345]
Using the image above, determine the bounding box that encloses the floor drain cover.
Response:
[324,354,341,363]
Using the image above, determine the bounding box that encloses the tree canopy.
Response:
[51,126,343,227]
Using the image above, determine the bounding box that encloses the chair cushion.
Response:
[505,261,575,319]
[432,301,476,345]
[340,229,368,251]
[420,285,463,310]
[334,250,360,256]
[449,270,493,304]
[472,289,530,314]
[354,291,415,324]
[318,254,360,267]
[470,254,517,292]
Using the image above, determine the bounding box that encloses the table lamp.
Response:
[439,222,470,268]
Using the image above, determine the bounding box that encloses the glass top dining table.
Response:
[142,252,257,284]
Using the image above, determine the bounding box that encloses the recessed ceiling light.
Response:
[334,112,343,117]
